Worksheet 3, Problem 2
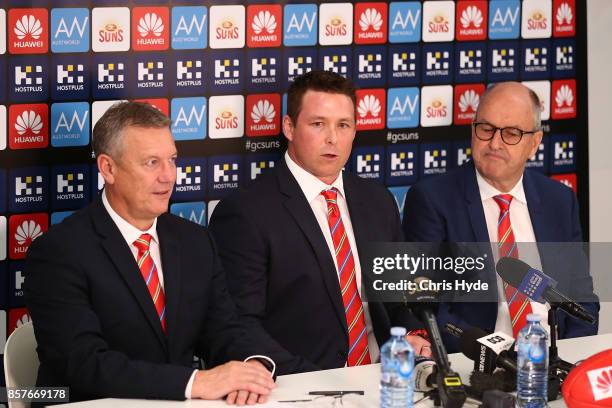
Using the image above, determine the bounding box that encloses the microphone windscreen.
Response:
[458,327,489,361]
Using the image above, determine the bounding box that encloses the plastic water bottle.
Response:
[380,327,415,408]
[516,314,549,408]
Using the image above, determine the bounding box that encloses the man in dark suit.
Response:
[24,102,276,405]
[402,82,599,351]
[209,71,429,375]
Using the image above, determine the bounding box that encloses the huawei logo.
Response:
[14,15,43,40]
[359,8,383,32]
[460,6,483,29]
[138,13,164,37]
[252,11,276,35]
[251,100,276,123]
[14,111,43,135]
[14,220,43,246]
[358,95,381,118]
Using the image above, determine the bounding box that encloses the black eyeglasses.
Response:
[472,122,538,146]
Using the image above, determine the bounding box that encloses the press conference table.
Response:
[55,333,612,408]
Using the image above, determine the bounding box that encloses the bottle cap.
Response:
[526,313,541,323]
[390,327,407,336]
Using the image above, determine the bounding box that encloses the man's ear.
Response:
[97,153,116,185]
[282,115,294,142]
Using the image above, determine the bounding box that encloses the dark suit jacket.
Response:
[209,159,422,375]
[24,198,268,402]
[402,161,599,352]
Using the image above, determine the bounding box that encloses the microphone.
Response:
[495,257,596,324]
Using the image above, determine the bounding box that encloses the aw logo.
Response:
[454,84,485,125]
[51,102,90,147]
[93,55,129,99]
[388,44,419,86]
[51,8,89,53]
[356,89,386,131]
[388,2,421,43]
[388,186,410,222]
[9,167,48,213]
[355,3,388,44]
[9,8,48,54]
[387,87,420,129]
[247,5,281,48]
[246,94,281,137]
[133,98,169,116]
[92,7,130,52]
[553,0,575,37]
[422,43,453,84]
[209,155,242,199]
[386,144,418,186]
[208,95,244,139]
[488,1,520,39]
[132,7,170,51]
[246,153,278,182]
[526,139,548,173]
[523,80,551,120]
[248,49,281,92]
[522,0,552,39]
[354,46,386,87]
[8,104,49,150]
[452,140,472,167]
[171,7,207,50]
[550,134,576,172]
[9,56,49,102]
[422,1,455,42]
[522,40,551,80]
[209,5,245,49]
[283,4,317,46]
[132,53,168,97]
[172,157,206,201]
[421,143,449,177]
[488,41,520,81]
[352,146,385,183]
[211,50,244,95]
[171,97,207,141]
[170,202,206,227]
[553,39,575,78]
[320,47,352,77]
[550,174,577,193]
[552,79,576,119]
[420,85,453,127]
[284,48,317,86]
[456,1,487,41]
[52,55,89,101]
[9,214,47,260]
[319,3,353,46]
[172,52,206,96]
[51,164,90,210]
[455,42,486,83]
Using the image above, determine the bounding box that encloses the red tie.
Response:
[493,194,533,337]
[133,233,167,334]
[321,188,371,366]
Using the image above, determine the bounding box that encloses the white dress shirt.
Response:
[285,152,381,363]
[475,171,550,336]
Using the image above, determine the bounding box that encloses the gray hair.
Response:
[92,101,171,158]
[478,82,542,131]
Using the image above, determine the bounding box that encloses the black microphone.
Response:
[495,257,596,324]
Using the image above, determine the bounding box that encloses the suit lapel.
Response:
[463,162,490,243]
[277,161,349,336]
[522,171,548,241]
[157,215,181,353]
[90,198,167,350]
[342,174,369,264]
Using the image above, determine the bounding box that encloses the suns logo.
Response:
[325,17,347,37]
[428,14,449,33]
[528,10,548,30]
[215,110,239,129]
[99,23,124,43]
[217,20,239,40]
[426,99,447,119]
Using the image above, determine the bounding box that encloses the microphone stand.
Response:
[546,305,575,400]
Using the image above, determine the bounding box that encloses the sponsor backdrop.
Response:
[0,0,587,382]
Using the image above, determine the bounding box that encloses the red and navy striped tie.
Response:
[133,233,167,334]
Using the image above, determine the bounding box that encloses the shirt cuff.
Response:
[407,329,430,340]
[185,369,198,399]
[244,355,276,378]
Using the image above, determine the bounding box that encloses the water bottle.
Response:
[516,314,549,408]
[380,326,415,408]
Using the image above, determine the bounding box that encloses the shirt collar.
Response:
[475,169,527,205]
[284,151,346,203]
[102,189,159,247]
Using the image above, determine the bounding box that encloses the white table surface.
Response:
[54,333,612,408]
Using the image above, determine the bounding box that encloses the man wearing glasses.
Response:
[402,82,598,351]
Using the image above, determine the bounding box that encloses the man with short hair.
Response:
[402,82,599,351]
[25,102,276,405]
[209,71,429,375]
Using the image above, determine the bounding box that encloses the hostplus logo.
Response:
[454,84,484,125]
[283,4,317,46]
[554,39,575,77]
[170,202,206,227]
[489,42,519,80]
[247,5,281,47]
[456,43,486,81]
[356,89,385,131]
[174,55,205,94]
[422,144,448,176]
[171,97,207,141]
[423,44,452,84]
[353,147,384,182]
[386,87,419,129]
[173,158,206,201]
[320,48,351,77]
[246,94,280,137]
[552,80,576,119]
[52,165,89,210]
[248,154,277,181]
[389,45,418,85]
[8,213,48,260]
[209,95,244,139]
[133,8,170,51]
[51,8,89,52]
[209,5,245,49]
[285,49,316,84]
[171,7,207,50]
[94,56,128,98]
[51,102,90,147]
[388,2,421,43]
[9,104,48,149]
[455,144,472,167]
[355,48,385,85]
[9,167,48,213]
[9,8,48,54]
[133,54,167,96]
[456,1,487,40]
[521,0,552,39]
[422,1,454,42]
[55,62,85,94]
[387,145,418,185]
[488,1,520,39]
[209,156,242,198]
[248,50,281,91]
[526,141,546,172]
[92,7,130,52]
[11,57,48,101]
[553,0,575,37]
[213,54,241,89]
[522,41,550,79]
[552,138,575,167]
[355,3,387,44]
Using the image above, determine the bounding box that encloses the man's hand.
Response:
[191,360,275,404]
[406,335,432,357]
